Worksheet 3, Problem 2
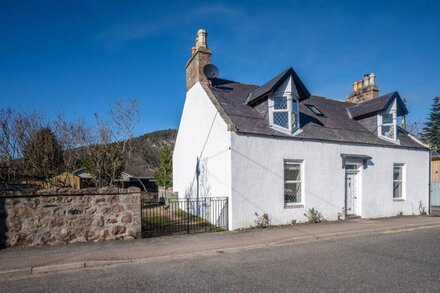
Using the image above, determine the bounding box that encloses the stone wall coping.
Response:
[0,187,142,199]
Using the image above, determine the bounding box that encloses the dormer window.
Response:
[269,94,299,134]
[273,96,289,129]
[379,112,397,141]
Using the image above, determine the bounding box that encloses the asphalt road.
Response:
[1,228,440,292]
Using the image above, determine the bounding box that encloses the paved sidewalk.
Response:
[1,215,439,278]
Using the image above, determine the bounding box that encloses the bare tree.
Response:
[82,99,140,187]
[1,99,140,189]
[54,114,90,173]
[0,108,44,185]
[405,119,424,138]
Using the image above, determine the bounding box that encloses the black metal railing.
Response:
[141,197,228,238]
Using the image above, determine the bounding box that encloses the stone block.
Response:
[107,218,117,224]
[121,214,132,223]
[127,187,141,193]
[112,205,124,213]
[112,225,126,235]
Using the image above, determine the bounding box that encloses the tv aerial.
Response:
[203,64,219,79]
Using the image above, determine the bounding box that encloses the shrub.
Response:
[337,207,345,221]
[304,208,326,223]
[419,201,427,215]
[254,212,271,228]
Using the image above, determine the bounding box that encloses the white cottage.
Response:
[173,29,430,230]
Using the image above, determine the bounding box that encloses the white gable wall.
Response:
[230,133,429,229]
[275,75,294,95]
[173,82,232,225]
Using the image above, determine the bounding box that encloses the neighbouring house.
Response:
[116,171,157,192]
[50,168,157,192]
[173,29,430,230]
[49,168,94,189]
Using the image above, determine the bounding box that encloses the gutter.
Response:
[235,130,430,152]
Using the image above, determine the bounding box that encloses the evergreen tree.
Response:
[421,96,440,153]
[155,144,173,196]
[23,127,64,179]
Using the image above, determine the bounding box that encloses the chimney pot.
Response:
[369,73,375,85]
[363,74,370,88]
[196,29,208,49]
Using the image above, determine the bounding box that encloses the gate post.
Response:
[186,197,190,234]
[226,197,229,231]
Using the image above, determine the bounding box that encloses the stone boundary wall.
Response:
[0,187,142,248]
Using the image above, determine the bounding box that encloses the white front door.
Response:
[345,169,359,216]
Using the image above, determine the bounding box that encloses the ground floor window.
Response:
[284,160,303,205]
[393,164,404,199]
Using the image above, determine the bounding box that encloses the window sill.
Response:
[393,198,405,202]
[284,204,304,209]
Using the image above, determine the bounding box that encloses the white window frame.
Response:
[283,160,304,207]
[393,163,405,200]
[269,93,300,135]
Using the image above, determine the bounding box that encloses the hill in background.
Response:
[123,129,177,178]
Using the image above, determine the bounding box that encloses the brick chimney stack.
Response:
[186,29,211,91]
[347,73,379,104]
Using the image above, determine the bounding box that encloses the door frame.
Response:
[344,163,361,216]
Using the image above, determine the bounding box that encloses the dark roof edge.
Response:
[246,67,311,105]
[233,130,430,151]
[349,91,409,120]
[201,82,237,131]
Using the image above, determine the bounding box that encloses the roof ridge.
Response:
[310,95,350,104]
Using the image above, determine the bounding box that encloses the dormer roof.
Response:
[348,91,409,119]
[245,67,310,106]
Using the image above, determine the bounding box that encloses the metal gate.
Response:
[141,197,228,238]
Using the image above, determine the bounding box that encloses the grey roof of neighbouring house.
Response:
[73,169,93,179]
[208,72,427,150]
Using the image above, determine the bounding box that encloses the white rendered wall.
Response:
[230,133,430,229]
[173,82,232,227]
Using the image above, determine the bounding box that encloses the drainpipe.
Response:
[429,151,432,215]
[196,157,200,216]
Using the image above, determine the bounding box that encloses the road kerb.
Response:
[1,221,439,279]
[267,222,440,246]
[0,268,32,279]
[31,262,85,275]
[85,260,132,268]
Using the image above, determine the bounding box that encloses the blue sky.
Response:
[1,0,439,135]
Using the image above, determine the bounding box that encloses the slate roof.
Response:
[347,91,409,119]
[208,74,427,150]
[245,67,310,105]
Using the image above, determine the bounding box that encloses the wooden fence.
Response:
[432,181,440,207]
